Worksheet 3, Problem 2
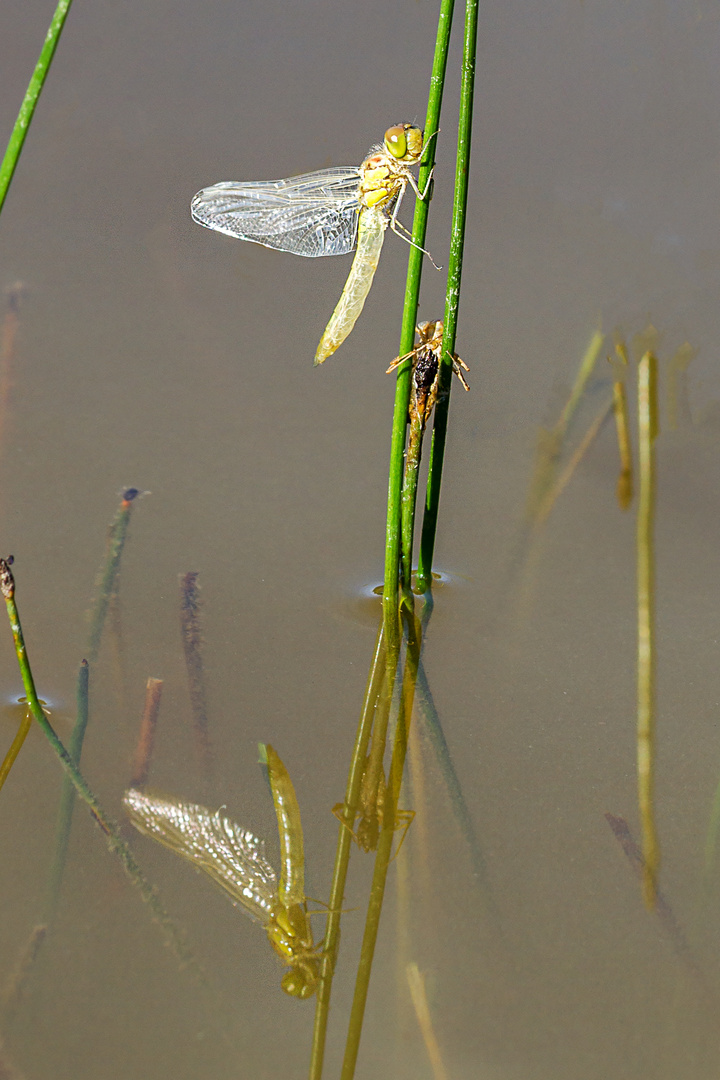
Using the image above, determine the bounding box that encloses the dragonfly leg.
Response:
[389,809,416,861]
[450,353,471,391]
[407,166,435,203]
[388,215,441,269]
[386,347,419,375]
[332,801,360,838]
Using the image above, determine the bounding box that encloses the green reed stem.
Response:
[87,488,139,662]
[340,611,422,1080]
[0,558,205,977]
[0,0,75,216]
[383,0,456,647]
[416,0,479,593]
[309,625,388,1080]
[44,659,89,922]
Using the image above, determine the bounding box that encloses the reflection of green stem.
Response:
[87,489,139,662]
[416,0,479,594]
[0,0,75,215]
[0,559,204,977]
[383,0,456,645]
[415,661,490,891]
[637,352,658,909]
[0,711,32,794]
[44,660,89,922]
[309,626,388,1080]
[525,329,605,522]
[703,775,720,889]
[341,612,422,1080]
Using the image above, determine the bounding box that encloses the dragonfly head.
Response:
[384,124,423,164]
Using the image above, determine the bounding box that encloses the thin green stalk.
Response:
[87,488,139,662]
[44,659,89,923]
[383,0,456,645]
[416,0,479,593]
[0,558,205,978]
[340,611,422,1080]
[0,0,75,216]
[309,625,389,1080]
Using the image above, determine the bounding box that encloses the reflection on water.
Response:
[1,0,720,1078]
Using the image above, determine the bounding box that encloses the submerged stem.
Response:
[309,626,388,1080]
[340,611,422,1080]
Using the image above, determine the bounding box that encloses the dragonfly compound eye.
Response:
[403,125,424,161]
[384,125,408,159]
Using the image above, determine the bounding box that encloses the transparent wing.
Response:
[190,167,362,258]
[124,789,278,924]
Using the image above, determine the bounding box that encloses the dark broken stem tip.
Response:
[0,557,15,598]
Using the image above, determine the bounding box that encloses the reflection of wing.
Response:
[190,167,361,257]
[123,789,278,924]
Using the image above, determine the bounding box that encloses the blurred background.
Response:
[1,0,720,1077]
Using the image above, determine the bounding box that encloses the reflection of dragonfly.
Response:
[124,744,320,998]
[333,722,415,855]
[191,124,431,365]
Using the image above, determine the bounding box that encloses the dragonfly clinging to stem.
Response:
[387,319,469,425]
[191,124,435,365]
[123,744,320,998]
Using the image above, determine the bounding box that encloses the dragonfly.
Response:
[191,124,432,365]
[123,744,320,998]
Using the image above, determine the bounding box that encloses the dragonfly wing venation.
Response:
[124,789,278,924]
[190,167,361,257]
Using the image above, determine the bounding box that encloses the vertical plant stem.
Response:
[87,488,140,662]
[613,380,633,510]
[637,351,658,909]
[340,613,422,1080]
[179,572,212,782]
[44,659,89,922]
[129,677,163,791]
[416,0,479,593]
[383,0,456,643]
[309,626,388,1080]
[0,0,75,215]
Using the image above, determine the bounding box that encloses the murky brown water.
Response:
[1,1,720,1078]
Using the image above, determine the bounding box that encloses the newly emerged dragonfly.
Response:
[191,124,432,365]
[123,744,320,998]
